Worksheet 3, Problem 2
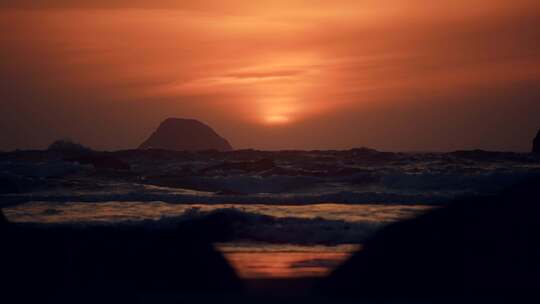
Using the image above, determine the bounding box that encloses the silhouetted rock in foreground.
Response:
[0,211,7,225]
[0,212,242,302]
[323,177,540,300]
[139,118,232,152]
[534,129,540,153]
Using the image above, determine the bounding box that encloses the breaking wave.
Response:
[1,190,447,206]
[8,207,391,245]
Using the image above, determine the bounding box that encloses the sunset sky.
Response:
[1,1,539,151]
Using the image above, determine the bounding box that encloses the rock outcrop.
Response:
[0,210,7,225]
[534,129,540,154]
[322,177,540,300]
[139,118,232,152]
[0,209,242,301]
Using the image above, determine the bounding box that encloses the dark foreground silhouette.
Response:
[322,177,540,301]
[0,212,242,303]
[534,129,540,153]
[3,178,540,303]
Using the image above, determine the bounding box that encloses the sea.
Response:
[2,148,539,278]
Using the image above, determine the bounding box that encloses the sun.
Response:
[264,115,291,125]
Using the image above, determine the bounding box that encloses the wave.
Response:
[1,189,447,206]
[3,171,538,206]
[380,171,540,192]
[2,156,539,205]
[12,207,387,245]
[142,170,540,195]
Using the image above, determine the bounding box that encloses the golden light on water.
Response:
[221,249,354,278]
[217,243,361,279]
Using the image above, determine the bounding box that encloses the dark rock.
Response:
[139,118,232,152]
[534,129,540,154]
[0,210,7,225]
[0,211,242,301]
[322,177,540,300]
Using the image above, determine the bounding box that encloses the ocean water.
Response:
[2,149,540,278]
[4,201,430,278]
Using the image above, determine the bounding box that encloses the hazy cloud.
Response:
[1,1,539,151]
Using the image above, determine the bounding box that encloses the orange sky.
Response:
[1,1,539,151]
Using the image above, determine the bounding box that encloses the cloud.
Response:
[0,1,539,151]
[0,1,232,10]
[224,70,306,80]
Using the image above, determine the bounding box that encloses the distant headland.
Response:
[139,118,233,152]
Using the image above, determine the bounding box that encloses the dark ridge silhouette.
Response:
[139,118,233,152]
[321,177,540,301]
[534,129,540,153]
[0,210,242,302]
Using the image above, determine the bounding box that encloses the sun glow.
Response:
[3,1,537,150]
[257,95,302,126]
[264,115,290,124]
